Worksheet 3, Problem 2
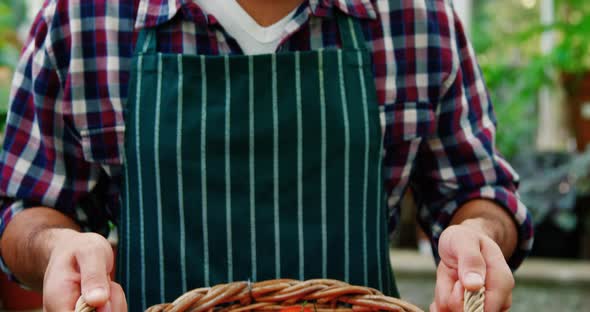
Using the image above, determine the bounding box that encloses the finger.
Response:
[43,254,80,311]
[43,279,79,311]
[483,265,514,312]
[439,227,486,291]
[429,302,438,312]
[96,302,112,312]
[433,262,456,312]
[501,293,513,312]
[109,282,128,312]
[481,237,514,312]
[447,280,464,312]
[76,233,114,307]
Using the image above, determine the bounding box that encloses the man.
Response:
[0,0,533,311]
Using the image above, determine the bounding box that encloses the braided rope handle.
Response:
[75,295,96,312]
[463,288,485,312]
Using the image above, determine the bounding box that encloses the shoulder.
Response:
[34,0,138,32]
[31,0,138,71]
[369,0,463,101]
[371,0,463,66]
[372,0,458,34]
[372,0,453,12]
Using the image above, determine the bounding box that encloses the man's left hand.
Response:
[430,223,514,312]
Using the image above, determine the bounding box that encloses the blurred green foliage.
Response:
[550,0,590,72]
[473,0,540,160]
[0,0,27,132]
[473,0,590,160]
[0,1,22,68]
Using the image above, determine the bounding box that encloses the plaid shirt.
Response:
[0,0,533,272]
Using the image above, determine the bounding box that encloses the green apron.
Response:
[120,13,398,311]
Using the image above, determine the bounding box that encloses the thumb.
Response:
[456,236,486,291]
[440,226,486,291]
[76,234,114,307]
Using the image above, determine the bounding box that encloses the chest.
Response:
[71,3,452,197]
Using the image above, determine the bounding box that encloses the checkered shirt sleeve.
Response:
[405,1,534,269]
[0,0,116,277]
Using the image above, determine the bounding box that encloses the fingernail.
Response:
[464,272,484,286]
[85,287,108,302]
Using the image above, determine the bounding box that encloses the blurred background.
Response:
[0,0,589,310]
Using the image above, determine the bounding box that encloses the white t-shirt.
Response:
[194,0,297,55]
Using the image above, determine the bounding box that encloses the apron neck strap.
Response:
[335,12,366,50]
[135,27,157,54]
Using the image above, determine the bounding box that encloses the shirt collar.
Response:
[135,0,377,30]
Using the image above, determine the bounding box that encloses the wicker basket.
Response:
[76,279,484,312]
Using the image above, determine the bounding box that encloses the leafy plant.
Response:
[472,0,590,230]
[472,0,542,160]
[549,0,590,73]
[472,0,590,160]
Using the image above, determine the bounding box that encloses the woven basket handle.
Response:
[74,288,486,312]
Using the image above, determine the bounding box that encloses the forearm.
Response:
[451,199,518,259]
[0,207,80,290]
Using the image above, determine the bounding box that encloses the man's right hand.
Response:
[0,208,127,311]
[42,229,127,311]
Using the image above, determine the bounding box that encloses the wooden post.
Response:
[536,0,574,151]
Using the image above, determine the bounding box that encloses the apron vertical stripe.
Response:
[141,31,154,53]
[124,138,131,304]
[248,56,257,282]
[135,54,147,311]
[272,54,281,278]
[224,55,234,282]
[357,51,370,286]
[123,50,135,301]
[176,54,187,293]
[337,50,351,282]
[376,129,384,292]
[347,18,360,49]
[154,53,165,302]
[386,232,392,292]
[318,49,327,278]
[295,51,304,280]
[200,55,210,286]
